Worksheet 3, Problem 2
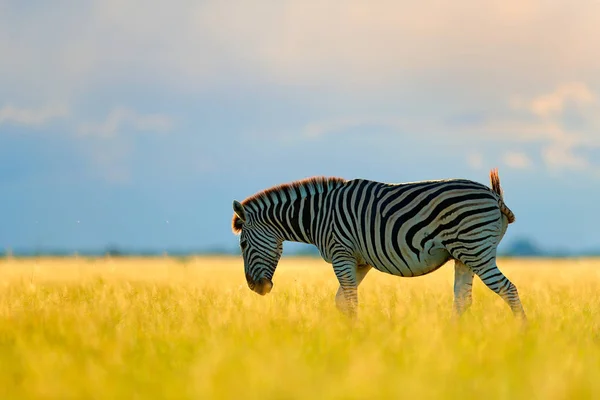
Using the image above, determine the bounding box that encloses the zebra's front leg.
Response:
[332,253,360,319]
[336,264,372,315]
[452,260,474,319]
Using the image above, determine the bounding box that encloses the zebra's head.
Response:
[232,200,282,296]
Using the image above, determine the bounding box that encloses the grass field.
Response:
[1,256,599,399]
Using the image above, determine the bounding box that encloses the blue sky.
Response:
[1,1,600,253]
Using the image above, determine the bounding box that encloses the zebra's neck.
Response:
[241,177,346,244]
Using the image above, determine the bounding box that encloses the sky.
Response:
[1,0,600,254]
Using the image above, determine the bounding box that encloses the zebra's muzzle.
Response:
[245,273,273,295]
[254,277,273,296]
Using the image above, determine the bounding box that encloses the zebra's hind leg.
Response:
[452,260,474,319]
[466,256,527,322]
[336,264,372,314]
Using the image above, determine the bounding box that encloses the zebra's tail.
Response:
[490,168,516,224]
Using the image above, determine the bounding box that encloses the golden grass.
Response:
[1,256,600,399]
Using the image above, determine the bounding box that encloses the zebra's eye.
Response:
[240,240,248,250]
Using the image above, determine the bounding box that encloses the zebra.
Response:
[231,169,526,322]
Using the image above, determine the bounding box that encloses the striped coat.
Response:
[232,169,526,322]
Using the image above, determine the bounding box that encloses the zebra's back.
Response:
[327,177,510,277]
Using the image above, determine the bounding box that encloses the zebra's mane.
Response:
[232,176,347,233]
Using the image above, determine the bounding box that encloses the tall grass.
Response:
[1,256,599,399]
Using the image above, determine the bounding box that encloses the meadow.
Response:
[1,255,599,399]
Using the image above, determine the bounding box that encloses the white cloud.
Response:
[541,145,589,171]
[1,0,600,100]
[503,151,533,169]
[476,83,600,174]
[78,108,173,137]
[0,104,68,127]
[467,152,484,170]
[510,82,597,120]
[192,1,600,93]
[84,140,133,184]
[2,1,600,180]
[512,83,600,172]
[302,82,600,176]
[528,83,596,118]
[73,107,174,183]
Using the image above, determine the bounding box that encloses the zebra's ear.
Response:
[233,200,247,223]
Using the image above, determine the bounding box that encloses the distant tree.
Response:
[502,237,543,257]
[105,246,124,257]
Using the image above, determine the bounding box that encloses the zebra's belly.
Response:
[368,247,453,277]
[409,248,453,276]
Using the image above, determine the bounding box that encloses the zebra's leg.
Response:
[336,264,372,313]
[332,252,359,319]
[470,258,527,321]
[453,260,474,318]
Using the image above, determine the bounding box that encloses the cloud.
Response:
[503,151,533,169]
[73,107,175,183]
[303,82,600,176]
[2,1,600,179]
[0,104,68,127]
[527,83,596,118]
[77,108,173,137]
[511,83,600,172]
[192,1,600,94]
[541,144,589,171]
[83,139,133,184]
[1,0,600,101]
[467,152,484,170]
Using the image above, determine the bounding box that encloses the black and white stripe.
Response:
[232,170,526,321]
